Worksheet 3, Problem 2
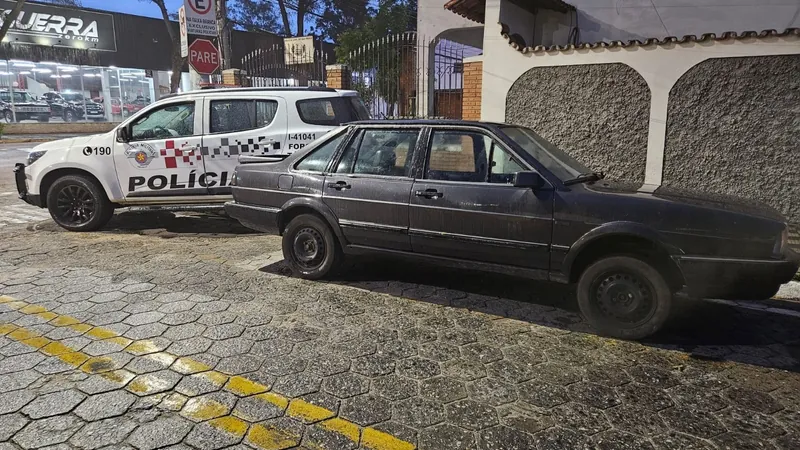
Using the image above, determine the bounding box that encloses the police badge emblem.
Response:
[124,143,158,168]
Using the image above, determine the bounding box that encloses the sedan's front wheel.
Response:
[282,214,341,279]
[577,256,672,340]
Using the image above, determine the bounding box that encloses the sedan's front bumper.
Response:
[675,252,799,299]
[224,201,280,234]
[13,163,42,207]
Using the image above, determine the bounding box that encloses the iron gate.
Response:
[241,42,333,87]
[343,32,481,119]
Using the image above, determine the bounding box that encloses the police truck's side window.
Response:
[295,132,348,172]
[131,103,195,141]
[210,100,278,133]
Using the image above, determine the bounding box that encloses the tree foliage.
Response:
[229,0,282,34]
[36,0,82,5]
[314,0,371,43]
[334,0,416,116]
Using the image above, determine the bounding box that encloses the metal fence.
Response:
[241,43,332,87]
[343,32,481,119]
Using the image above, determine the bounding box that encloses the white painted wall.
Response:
[480,0,800,185]
[570,0,800,43]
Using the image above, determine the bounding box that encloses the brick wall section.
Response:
[222,69,249,87]
[326,65,351,90]
[462,61,483,121]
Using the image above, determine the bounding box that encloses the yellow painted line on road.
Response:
[1,296,417,450]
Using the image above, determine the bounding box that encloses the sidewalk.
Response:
[0,133,89,144]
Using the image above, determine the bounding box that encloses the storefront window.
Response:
[0,59,158,123]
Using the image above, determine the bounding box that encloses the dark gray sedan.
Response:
[225,120,799,339]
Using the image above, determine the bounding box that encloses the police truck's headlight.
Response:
[26,150,47,166]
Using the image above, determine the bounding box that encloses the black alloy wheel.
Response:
[4,110,13,123]
[55,184,95,225]
[64,110,74,122]
[46,175,114,232]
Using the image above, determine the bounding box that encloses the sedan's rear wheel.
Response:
[282,214,341,279]
[577,256,672,340]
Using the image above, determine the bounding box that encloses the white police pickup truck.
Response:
[14,87,370,231]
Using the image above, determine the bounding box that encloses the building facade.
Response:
[0,0,293,123]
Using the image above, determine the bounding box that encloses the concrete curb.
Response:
[0,138,53,144]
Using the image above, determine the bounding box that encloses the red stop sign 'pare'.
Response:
[189,39,220,75]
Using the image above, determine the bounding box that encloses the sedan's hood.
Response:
[586,180,785,221]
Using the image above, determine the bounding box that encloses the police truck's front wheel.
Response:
[46,175,114,232]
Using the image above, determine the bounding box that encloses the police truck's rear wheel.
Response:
[64,110,74,122]
[3,110,13,123]
[282,214,341,279]
[46,175,114,232]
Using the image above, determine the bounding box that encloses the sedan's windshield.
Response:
[500,126,591,181]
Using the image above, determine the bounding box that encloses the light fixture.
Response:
[61,74,72,78]
[33,68,52,73]
[50,74,60,78]
[40,61,59,66]
[12,62,35,68]
[59,67,78,72]
[18,71,31,75]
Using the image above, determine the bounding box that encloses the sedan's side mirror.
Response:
[117,126,129,143]
[513,171,545,189]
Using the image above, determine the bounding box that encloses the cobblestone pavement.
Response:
[0,170,799,449]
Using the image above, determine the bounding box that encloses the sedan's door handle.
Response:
[327,181,352,190]
[415,189,443,199]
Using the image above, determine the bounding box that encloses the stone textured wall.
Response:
[505,64,650,183]
[663,55,800,224]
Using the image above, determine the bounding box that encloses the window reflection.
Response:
[0,59,160,123]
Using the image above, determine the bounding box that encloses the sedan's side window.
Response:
[294,132,348,172]
[426,130,525,184]
[335,129,420,177]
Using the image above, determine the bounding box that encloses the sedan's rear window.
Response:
[296,96,370,126]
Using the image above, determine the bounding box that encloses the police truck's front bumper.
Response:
[13,163,43,207]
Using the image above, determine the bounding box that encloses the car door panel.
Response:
[113,99,205,198]
[321,128,420,252]
[201,96,288,195]
[323,176,414,251]
[409,128,553,270]
[410,181,553,268]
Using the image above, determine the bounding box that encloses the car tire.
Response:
[46,175,114,232]
[282,214,341,280]
[577,256,672,340]
[64,110,74,122]
[3,110,13,123]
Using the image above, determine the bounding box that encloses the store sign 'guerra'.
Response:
[0,0,116,52]
[183,0,217,37]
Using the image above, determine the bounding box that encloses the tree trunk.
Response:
[170,37,184,93]
[153,0,184,93]
[216,0,232,70]
[276,0,291,36]
[0,0,28,43]
[296,0,305,37]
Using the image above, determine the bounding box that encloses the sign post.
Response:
[183,0,217,36]
[178,6,188,58]
[188,39,220,75]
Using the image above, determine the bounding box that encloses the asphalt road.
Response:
[0,141,798,450]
